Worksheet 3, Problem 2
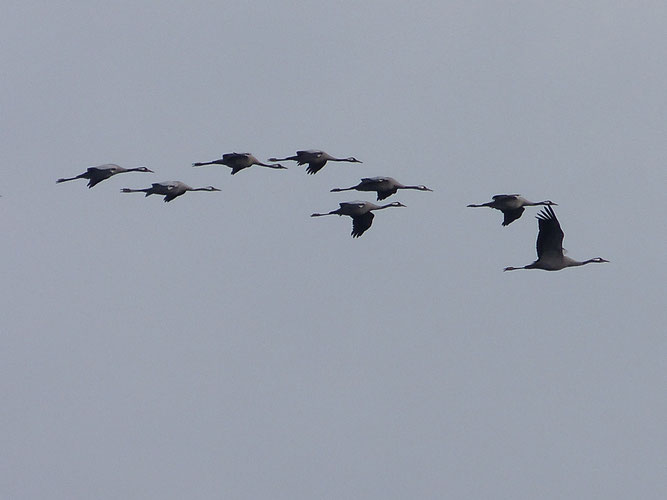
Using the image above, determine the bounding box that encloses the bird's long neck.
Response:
[268,156,294,162]
[257,161,283,168]
[524,200,550,206]
[191,187,210,192]
[467,202,492,208]
[330,186,355,192]
[565,257,598,267]
[374,203,398,211]
[121,187,148,193]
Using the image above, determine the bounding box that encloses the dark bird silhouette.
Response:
[268,150,361,175]
[192,153,286,175]
[331,176,432,201]
[311,200,405,238]
[56,164,153,188]
[504,205,609,271]
[121,181,220,202]
[467,194,557,226]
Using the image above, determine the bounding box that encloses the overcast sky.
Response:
[2,1,666,498]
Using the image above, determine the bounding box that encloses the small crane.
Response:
[121,181,220,202]
[331,176,432,201]
[504,206,609,271]
[311,200,405,238]
[269,150,361,175]
[467,194,557,226]
[193,153,286,175]
[56,164,153,188]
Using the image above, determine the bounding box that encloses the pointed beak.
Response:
[212,187,221,191]
[145,168,154,173]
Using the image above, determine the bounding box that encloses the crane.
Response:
[331,176,432,201]
[192,153,286,175]
[311,200,405,238]
[467,194,557,226]
[504,205,609,271]
[56,164,153,188]
[268,150,361,175]
[121,181,220,202]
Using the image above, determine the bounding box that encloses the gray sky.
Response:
[2,1,665,498]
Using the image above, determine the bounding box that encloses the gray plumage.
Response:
[56,164,153,188]
[311,200,406,238]
[269,150,361,175]
[504,205,609,271]
[331,176,432,201]
[192,153,286,175]
[121,181,220,202]
[467,194,557,226]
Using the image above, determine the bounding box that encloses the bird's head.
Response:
[543,200,557,206]
[390,202,407,208]
[347,157,362,163]
[206,186,221,191]
[137,166,153,173]
[591,257,609,263]
[418,185,433,192]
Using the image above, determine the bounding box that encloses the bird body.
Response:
[331,176,432,201]
[311,200,405,238]
[504,205,609,271]
[269,150,361,174]
[56,164,153,188]
[192,153,286,175]
[121,181,220,202]
[467,194,557,226]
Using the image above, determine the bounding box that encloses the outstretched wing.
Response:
[502,207,525,226]
[297,149,323,157]
[88,164,120,173]
[376,188,398,201]
[223,152,249,161]
[535,206,564,259]
[351,212,374,238]
[306,161,327,174]
[492,194,520,201]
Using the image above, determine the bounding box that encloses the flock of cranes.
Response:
[56,150,608,271]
